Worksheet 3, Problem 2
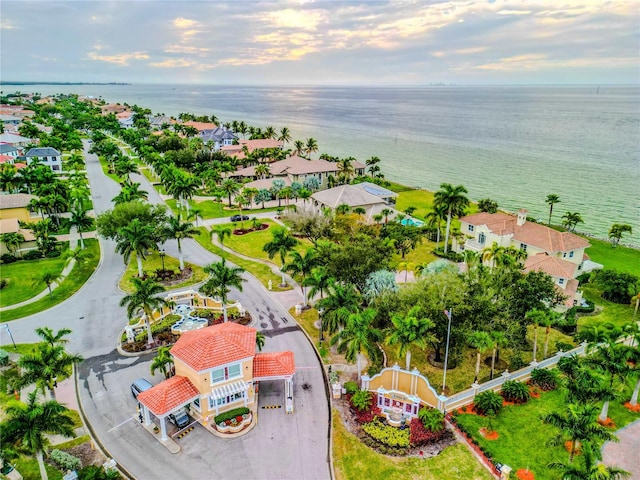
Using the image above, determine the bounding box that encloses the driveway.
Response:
[2,139,330,480]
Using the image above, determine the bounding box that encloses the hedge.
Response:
[49,449,81,472]
[214,407,250,425]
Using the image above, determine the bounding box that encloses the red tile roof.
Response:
[171,323,256,372]
[182,121,217,131]
[253,352,295,379]
[137,376,199,416]
[563,279,579,307]
[460,212,590,253]
[524,253,578,278]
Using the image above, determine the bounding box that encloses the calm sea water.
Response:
[11,84,640,246]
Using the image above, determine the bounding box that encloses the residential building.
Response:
[200,127,237,150]
[25,147,62,172]
[0,132,33,148]
[0,217,37,255]
[116,111,134,129]
[311,183,398,223]
[222,139,284,160]
[0,144,20,159]
[0,193,39,222]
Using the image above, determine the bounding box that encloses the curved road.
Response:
[1,141,330,480]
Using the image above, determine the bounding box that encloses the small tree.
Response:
[474,391,503,416]
[351,390,373,412]
[608,224,632,247]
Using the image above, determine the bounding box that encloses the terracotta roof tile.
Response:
[170,323,256,372]
[137,376,199,416]
[182,121,217,131]
[524,253,578,278]
[253,352,295,378]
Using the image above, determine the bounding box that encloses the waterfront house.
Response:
[222,139,284,160]
[200,127,237,150]
[137,322,295,441]
[25,147,62,172]
[116,111,134,129]
[148,115,175,130]
[311,183,398,223]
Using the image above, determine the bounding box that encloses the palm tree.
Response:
[0,232,25,257]
[482,242,505,269]
[255,163,271,180]
[68,207,93,249]
[434,183,469,253]
[283,249,319,306]
[112,182,148,205]
[303,266,332,303]
[489,331,508,380]
[546,194,561,226]
[220,178,241,207]
[256,331,266,352]
[608,224,632,247]
[425,203,447,249]
[562,212,584,232]
[543,403,618,463]
[541,310,560,359]
[331,308,383,379]
[119,277,167,345]
[317,280,361,335]
[293,140,305,157]
[163,215,198,271]
[385,306,435,370]
[212,225,232,256]
[200,259,246,323]
[305,138,318,159]
[337,157,355,184]
[167,173,199,214]
[1,391,76,480]
[32,270,61,300]
[263,228,299,286]
[150,347,174,379]
[467,331,494,384]
[525,308,548,363]
[115,218,158,277]
[278,127,292,144]
[549,443,630,480]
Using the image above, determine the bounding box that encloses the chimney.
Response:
[517,209,527,226]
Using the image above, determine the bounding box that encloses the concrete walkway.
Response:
[601,418,640,478]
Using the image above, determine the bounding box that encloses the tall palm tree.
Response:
[150,347,174,379]
[68,207,93,249]
[425,203,447,249]
[467,331,494,384]
[305,138,318,159]
[525,308,548,363]
[32,270,61,300]
[549,443,630,480]
[115,218,158,277]
[263,228,299,286]
[284,248,319,306]
[200,259,246,323]
[112,182,148,205]
[482,242,505,269]
[293,140,305,157]
[303,266,332,303]
[489,330,508,380]
[220,178,241,207]
[608,224,632,247]
[562,211,584,232]
[1,391,76,480]
[331,308,383,379]
[543,403,618,463]
[317,280,361,335]
[546,194,561,226]
[385,306,436,370]
[264,126,277,139]
[255,163,271,180]
[212,225,232,256]
[434,183,469,253]
[337,157,355,184]
[162,215,198,271]
[167,173,199,214]
[278,127,292,144]
[119,277,167,345]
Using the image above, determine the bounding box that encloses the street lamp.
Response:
[159,249,166,271]
[1,323,17,351]
[441,308,452,395]
[318,308,324,343]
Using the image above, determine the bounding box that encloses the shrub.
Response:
[418,407,444,433]
[214,407,250,425]
[474,391,503,416]
[49,449,81,472]
[409,418,446,446]
[501,380,530,404]
[23,250,43,260]
[530,368,559,391]
[1,254,17,264]
[343,381,359,395]
[574,300,595,313]
[134,314,182,342]
[45,250,61,258]
[0,279,7,290]
[351,390,373,412]
[354,405,382,424]
[0,349,9,367]
[555,341,574,352]
[362,419,410,447]
[509,354,526,371]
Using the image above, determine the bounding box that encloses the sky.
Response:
[1,0,638,86]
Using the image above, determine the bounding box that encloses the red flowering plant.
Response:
[409,418,446,446]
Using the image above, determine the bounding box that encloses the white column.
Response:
[160,417,168,441]
[143,406,151,425]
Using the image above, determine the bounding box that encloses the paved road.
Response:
[601,419,640,479]
[1,140,331,480]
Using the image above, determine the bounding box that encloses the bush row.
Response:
[214,407,250,425]
[134,314,182,342]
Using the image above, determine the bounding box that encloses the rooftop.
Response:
[0,193,37,209]
[137,376,199,416]
[253,352,296,379]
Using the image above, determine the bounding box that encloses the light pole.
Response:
[441,308,452,395]
[1,323,17,351]
[318,308,324,343]
[159,249,166,271]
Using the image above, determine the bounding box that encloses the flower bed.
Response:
[216,412,252,433]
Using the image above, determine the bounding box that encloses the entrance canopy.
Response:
[253,352,295,381]
[137,375,199,416]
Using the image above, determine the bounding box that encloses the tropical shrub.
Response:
[214,407,250,425]
[0,349,9,367]
[555,341,574,352]
[45,250,61,258]
[529,368,559,391]
[418,407,444,433]
[509,354,526,371]
[23,250,43,260]
[474,391,503,416]
[409,418,446,446]
[49,449,81,472]
[362,419,410,447]
[351,390,373,412]
[134,314,182,342]
[591,269,639,304]
[1,254,17,264]
[501,380,530,404]
[343,381,359,395]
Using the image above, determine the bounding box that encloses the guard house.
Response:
[361,364,444,425]
[137,322,295,441]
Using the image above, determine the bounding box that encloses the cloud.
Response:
[497,10,532,16]
[87,50,149,66]
[149,58,196,68]
[173,18,199,29]
[1,20,15,30]
[455,47,488,55]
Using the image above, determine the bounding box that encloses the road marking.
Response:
[108,416,135,432]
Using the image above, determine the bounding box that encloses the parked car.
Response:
[130,378,153,399]
[230,214,249,222]
[168,407,190,429]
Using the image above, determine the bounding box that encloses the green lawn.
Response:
[1,239,100,322]
[166,199,281,220]
[194,228,292,292]
[118,250,208,293]
[333,408,493,480]
[454,381,640,480]
[577,286,636,329]
[391,238,439,270]
[13,456,63,480]
[1,255,67,307]
[97,155,124,184]
[584,237,640,277]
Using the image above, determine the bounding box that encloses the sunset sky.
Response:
[2,0,638,85]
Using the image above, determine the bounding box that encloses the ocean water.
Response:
[11,84,640,246]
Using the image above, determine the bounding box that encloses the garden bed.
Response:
[233,223,269,235]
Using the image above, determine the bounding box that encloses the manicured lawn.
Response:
[454,381,640,480]
[166,198,281,220]
[96,155,123,184]
[118,250,208,293]
[391,238,439,270]
[396,190,436,220]
[578,286,636,329]
[584,237,640,276]
[194,228,291,292]
[2,239,100,322]
[1,255,67,307]
[333,408,493,480]
[13,456,63,480]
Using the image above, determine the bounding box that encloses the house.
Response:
[0,132,33,148]
[25,147,62,172]
[116,111,134,129]
[200,127,238,150]
[100,103,129,115]
[181,121,217,132]
[0,114,21,127]
[0,217,37,255]
[0,193,38,222]
[0,144,20,159]
[148,115,175,130]
[232,155,365,190]
[455,209,590,306]
[311,184,398,222]
[137,322,295,441]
